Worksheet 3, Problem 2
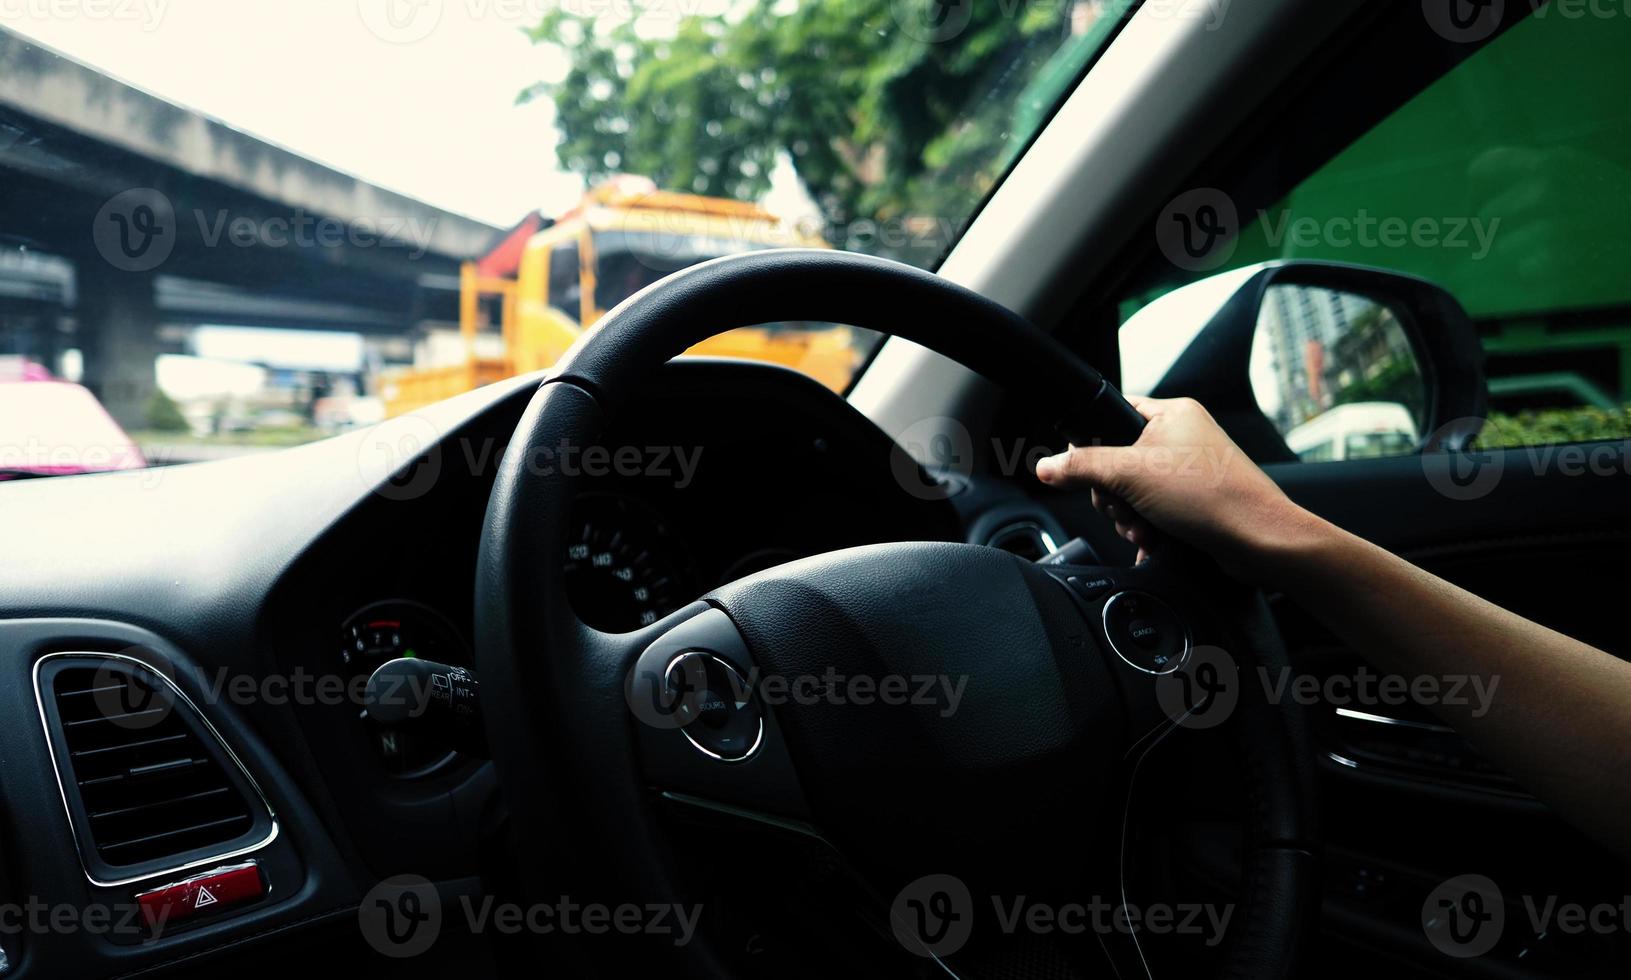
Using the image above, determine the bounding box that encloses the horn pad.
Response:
[710,542,1123,885]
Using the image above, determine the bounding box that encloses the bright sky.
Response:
[4,0,825,378]
[4,0,591,225]
[1118,266,1286,418]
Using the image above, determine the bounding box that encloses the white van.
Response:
[1284,401,1419,462]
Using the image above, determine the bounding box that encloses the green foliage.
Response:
[143,389,189,433]
[1479,405,1631,449]
[519,0,1099,258]
[1330,356,1426,419]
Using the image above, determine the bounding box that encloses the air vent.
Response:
[36,655,274,881]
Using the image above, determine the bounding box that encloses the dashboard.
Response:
[0,357,1054,976]
[555,363,963,632]
[301,361,963,801]
[1,353,1616,977]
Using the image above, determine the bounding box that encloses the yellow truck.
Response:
[383,178,860,417]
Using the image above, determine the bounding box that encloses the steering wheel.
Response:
[474,250,1316,977]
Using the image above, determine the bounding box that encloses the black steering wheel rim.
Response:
[474,249,1317,977]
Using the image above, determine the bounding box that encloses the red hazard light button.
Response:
[136,862,264,929]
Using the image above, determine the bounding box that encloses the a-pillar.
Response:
[75,260,162,433]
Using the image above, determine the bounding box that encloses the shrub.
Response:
[1478,405,1631,449]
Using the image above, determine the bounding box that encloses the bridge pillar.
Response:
[75,262,161,433]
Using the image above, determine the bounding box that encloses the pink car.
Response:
[0,364,147,480]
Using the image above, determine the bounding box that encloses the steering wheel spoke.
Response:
[622,604,815,825]
[1043,554,1233,746]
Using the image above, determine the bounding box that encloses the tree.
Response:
[519,0,1095,259]
[144,388,189,433]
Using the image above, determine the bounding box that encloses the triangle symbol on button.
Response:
[194,887,218,909]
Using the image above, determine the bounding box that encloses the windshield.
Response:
[0,1,1124,477]
[593,229,771,311]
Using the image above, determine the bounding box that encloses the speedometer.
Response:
[563,493,692,632]
[341,600,468,775]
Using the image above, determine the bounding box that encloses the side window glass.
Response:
[548,242,582,322]
[1120,10,1631,454]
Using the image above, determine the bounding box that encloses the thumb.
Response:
[1035,445,1138,490]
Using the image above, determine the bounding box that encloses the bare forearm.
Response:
[1036,397,1631,854]
[1264,512,1631,856]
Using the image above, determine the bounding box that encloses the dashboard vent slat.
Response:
[42,660,266,872]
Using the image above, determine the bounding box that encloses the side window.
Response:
[1122,9,1631,453]
[547,241,582,322]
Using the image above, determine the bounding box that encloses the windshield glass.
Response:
[0,1,1125,477]
[593,229,770,310]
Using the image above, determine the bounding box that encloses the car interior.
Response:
[1,0,1628,977]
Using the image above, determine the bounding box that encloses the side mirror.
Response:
[1121,261,1487,463]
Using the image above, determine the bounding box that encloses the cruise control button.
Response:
[1102,592,1188,674]
[1128,619,1162,648]
[664,652,763,762]
[1066,575,1115,601]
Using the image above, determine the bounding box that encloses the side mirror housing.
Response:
[1121,261,1487,463]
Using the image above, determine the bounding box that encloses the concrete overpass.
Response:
[0,27,502,428]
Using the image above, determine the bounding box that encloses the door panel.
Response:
[1268,443,1631,976]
